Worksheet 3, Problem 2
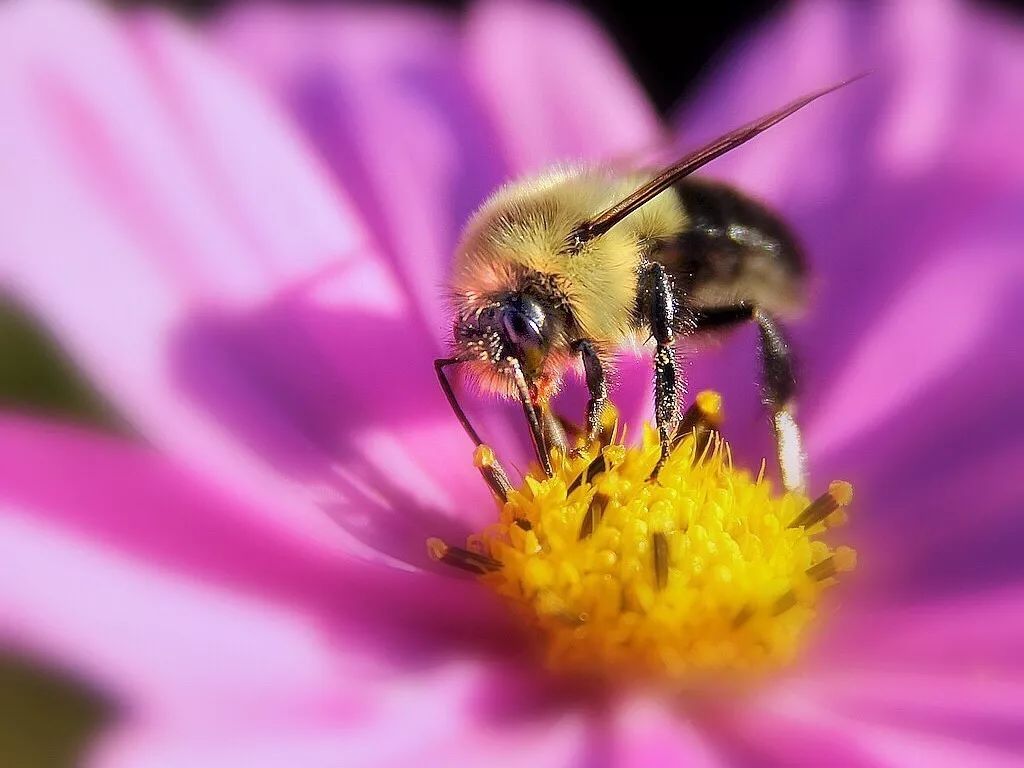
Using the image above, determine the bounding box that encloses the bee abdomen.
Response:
[657,179,807,315]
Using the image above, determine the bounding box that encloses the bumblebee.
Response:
[436,79,861,491]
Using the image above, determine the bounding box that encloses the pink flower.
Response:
[1,0,1022,765]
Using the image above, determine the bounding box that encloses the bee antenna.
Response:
[573,73,869,243]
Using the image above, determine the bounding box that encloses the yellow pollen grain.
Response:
[465,398,855,684]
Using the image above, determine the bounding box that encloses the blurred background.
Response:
[1,1,1021,766]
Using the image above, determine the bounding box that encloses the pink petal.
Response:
[0,0,357,546]
[820,584,1024,676]
[0,510,350,721]
[613,699,722,767]
[214,4,503,347]
[782,672,1024,755]
[0,414,517,718]
[464,0,661,174]
[0,0,497,558]
[672,0,1024,473]
[725,691,1024,767]
[92,665,587,768]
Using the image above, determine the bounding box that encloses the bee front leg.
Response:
[507,357,554,478]
[639,263,682,474]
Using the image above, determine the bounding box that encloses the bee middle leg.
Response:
[573,339,608,447]
[639,262,682,473]
[691,305,806,491]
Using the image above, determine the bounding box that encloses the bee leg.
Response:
[573,339,608,449]
[691,306,806,491]
[435,357,485,447]
[639,263,681,474]
[507,357,554,477]
[755,310,805,492]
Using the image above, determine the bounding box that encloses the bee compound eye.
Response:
[501,297,546,351]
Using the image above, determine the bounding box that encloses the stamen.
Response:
[598,403,620,446]
[427,537,502,574]
[568,451,608,493]
[433,394,854,683]
[577,492,607,540]
[652,532,669,590]
[474,445,512,502]
[672,390,723,459]
[806,546,857,581]
[789,481,854,528]
[772,589,799,616]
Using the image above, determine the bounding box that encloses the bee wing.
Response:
[576,74,867,242]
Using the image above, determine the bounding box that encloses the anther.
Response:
[789,481,854,529]
[568,451,608,494]
[772,589,798,616]
[807,546,857,581]
[474,445,512,502]
[652,532,669,590]
[732,604,755,628]
[672,390,723,462]
[577,493,608,540]
[427,537,502,574]
[598,402,620,446]
[541,407,569,459]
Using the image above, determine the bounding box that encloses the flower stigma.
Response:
[428,392,854,685]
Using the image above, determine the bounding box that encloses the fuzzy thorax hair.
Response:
[449,165,688,366]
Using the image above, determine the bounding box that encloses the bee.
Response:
[436,78,862,491]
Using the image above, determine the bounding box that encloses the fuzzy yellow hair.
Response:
[451,166,687,344]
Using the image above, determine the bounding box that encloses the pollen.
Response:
[429,393,855,685]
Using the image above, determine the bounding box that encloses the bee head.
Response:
[452,291,568,398]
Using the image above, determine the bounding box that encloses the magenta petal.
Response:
[791,585,1024,751]
[782,672,1024,756]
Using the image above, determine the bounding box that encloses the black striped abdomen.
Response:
[653,179,808,315]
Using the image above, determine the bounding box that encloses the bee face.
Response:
[452,292,570,398]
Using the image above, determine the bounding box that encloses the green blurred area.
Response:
[0,299,123,431]
[1,299,120,766]
[0,654,113,768]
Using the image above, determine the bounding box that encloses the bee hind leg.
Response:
[691,306,806,492]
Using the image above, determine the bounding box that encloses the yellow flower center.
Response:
[429,392,854,686]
